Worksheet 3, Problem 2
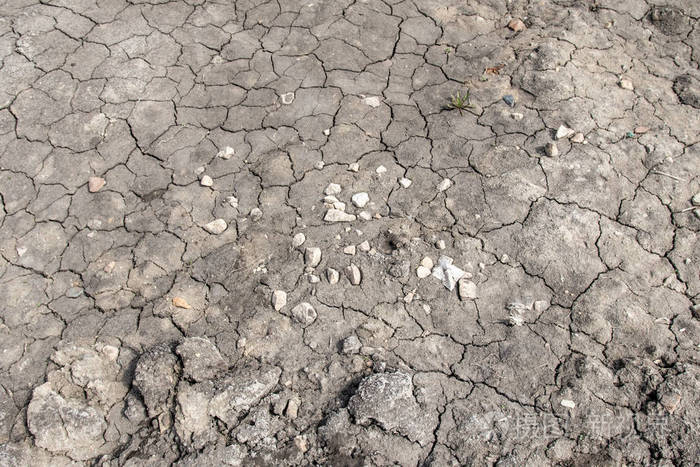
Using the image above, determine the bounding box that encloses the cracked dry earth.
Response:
[1,0,700,465]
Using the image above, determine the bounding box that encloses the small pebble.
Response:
[226,196,239,208]
[333,201,346,211]
[281,92,295,104]
[420,257,434,269]
[349,162,359,172]
[560,399,576,409]
[172,297,191,309]
[308,274,320,284]
[458,280,477,300]
[88,176,105,193]
[292,232,306,248]
[65,287,83,298]
[323,129,331,136]
[376,165,387,174]
[556,125,574,139]
[351,192,369,208]
[508,18,526,32]
[570,132,584,143]
[399,177,412,188]
[341,335,362,355]
[314,161,325,170]
[291,302,317,325]
[634,126,650,134]
[533,300,550,313]
[437,178,452,192]
[324,209,356,222]
[195,166,205,175]
[343,245,356,255]
[364,96,381,107]
[250,208,263,221]
[203,218,227,235]
[511,112,524,121]
[16,246,27,256]
[217,146,234,159]
[305,247,322,267]
[200,175,213,187]
[272,290,287,311]
[436,239,446,249]
[104,261,115,273]
[691,193,700,206]
[345,264,362,285]
[545,142,559,157]
[503,95,515,107]
[327,268,339,284]
[359,211,372,221]
[358,240,370,252]
[619,79,634,90]
[416,266,431,279]
[325,183,342,195]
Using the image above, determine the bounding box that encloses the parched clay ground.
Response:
[0,0,699,465]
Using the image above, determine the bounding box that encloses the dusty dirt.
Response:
[0,0,699,465]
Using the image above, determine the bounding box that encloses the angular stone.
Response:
[545,142,559,157]
[88,176,105,193]
[200,175,213,187]
[431,256,465,291]
[272,290,287,311]
[556,125,574,139]
[292,232,306,248]
[280,92,295,105]
[345,264,362,285]
[305,247,322,267]
[133,344,179,417]
[416,266,431,279]
[437,178,452,192]
[324,183,341,195]
[327,268,339,284]
[351,192,369,208]
[508,18,526,32]
[458,279,477,300]
[217,146,234,159]
[343,245,356,255]
[570,132,584,143]
[399,177,412,188]
[291,302,317,326]
[341,335,361,355]
[364,96,381,107]
[324,209,356,222]
[358,240,370,252]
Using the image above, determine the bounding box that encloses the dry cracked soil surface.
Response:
[0,0,699,465]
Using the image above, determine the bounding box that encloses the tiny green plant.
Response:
[446,89,473,114]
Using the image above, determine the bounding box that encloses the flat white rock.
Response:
[343,245,356,255]
[364,96,381,107]
[292,232,306,248]
[324,209,356,222]
[560,399,576,409]
[437,178,452,192]
[357,240,370,252]
[272,290,287,311]
[327,268,339,284]
[375,165,387,174]
[345,264,362,285]
[203,219,227,234]
[325,183,341,195]
[217,146,234,159]
[416,266,431,279]
[200,175,213,187]
[458,280,477,300]
[351,192,369,208]
[432,256,466,291]
[305,247,322,267]
[291,302,317,326]
[399,177,412,188]
[556,125,574,139]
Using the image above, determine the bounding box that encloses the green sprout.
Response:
[446,89,473,114]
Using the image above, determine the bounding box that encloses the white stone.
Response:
[305,247,322,267]
[349,163,359,172]
[226,196,239,208]
[88,176,105,193]
[281,92,295,104]
[325,183,341,195]
[345,264,362,285]
[195,166,205,175]
[364,96,381,107]
[217,146,234,159]
[351,192,369,208]
[458,280,477,300]
[342,335,361,354]
[343,245,356,255]
[292,232,306,248]
[203,219,227,234]
[399,177,412,188]
[291,302,317,326]
[272,290,287,311]
[545,142,558,157]
[511,112,524,121]
[437,178,452,192]
[324,209,356,222]
[308,274,320,283]
[420,257,434,269]
[327,268,339,284]
[416,266,431,279]
[556,125,574,139]
[534,300,550,313]
[249,207,263,221]
[375,165,387,174]
[359,211,372,220]
[692,192,700,206]
[560,399,576,409]
[619,79,633,90]
[324,195,339,204]
[323,129,331,136]
[314,161,325,170]
[436,239,446,250]
[571,132,584,143]
[333,201,346,211]
[358,240,370,252]
[200,175,213,187]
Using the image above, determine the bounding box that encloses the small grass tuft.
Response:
[446,89,473,114]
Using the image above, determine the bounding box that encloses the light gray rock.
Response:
[342,335,361,354]
[291,302,317,325]
[327,268,339,284]
[345,264,362,285]
[176,337,226,382]
[272,290,287,311]
[458,279,477,300]
[203,219,227,235]
[305,247,322,267]
[351,192,369,208]
[133,344,180,418]
[324,209,356,222]
[431,256,465,291]
[324,183,341,195]
[292,232,306,248]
